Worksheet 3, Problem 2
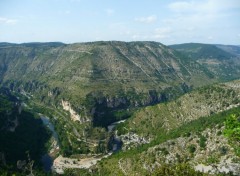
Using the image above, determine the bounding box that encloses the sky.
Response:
[0,0,240,45]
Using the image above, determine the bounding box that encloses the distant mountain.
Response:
[169,43,240,81]
[169,43,235,60]
[215,44,240,56]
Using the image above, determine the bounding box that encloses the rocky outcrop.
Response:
[119,132,150,150]
[62,100,83,123]
[143,126,240,175]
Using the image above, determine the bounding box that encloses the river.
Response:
[107,119,126,152]
[40,116,59,172]
[107,119,126,132]
[40,116,125,173]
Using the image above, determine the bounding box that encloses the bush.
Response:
[224,114,240,141]
[224,114,240,156]
[219,146,228,155]
[199,135,207,149]
[152,163,205,176]
[188,144,196,154]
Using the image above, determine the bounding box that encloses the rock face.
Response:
[61,100,81,122]
[119,132,150,150]
[61,100,90,123]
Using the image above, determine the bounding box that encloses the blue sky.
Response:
[0,0,239,45]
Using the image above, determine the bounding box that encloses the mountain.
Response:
[0,41,240,174]
[169,43,235,60]
[117,80,240,144]
[169,43,240,81]
[75,80,240,176]
[215,44,240,56]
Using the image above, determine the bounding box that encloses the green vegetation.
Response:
[0,89,51,175]
[118,81,240,140]
[188,144,196,154]
[170,43,234,60]
[27,101,95,156]
[206,155,220,164]
[91,106,240,175]
[151,106,240,151]
[152,163,205,176]
[0,42,240,175]
[199,135,207,149]
[0,95,12,113]
[170,43,240,81]
[224,114,240,156]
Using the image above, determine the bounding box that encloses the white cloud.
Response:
[135,15,157,23]
[0,17,17,25]
[168,0,240,14]
[168,1,193,12]
[105,9,115,16]
[163,0,240,41]
[131,34,151,40]
[130,27,172,41]
[108,22,128,33]
[208,36,213,40]
[186,27,195,31]
[153,27,172,39]
[132,34,140,39]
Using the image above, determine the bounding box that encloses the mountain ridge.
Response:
[0,41,240,174]
[0,40,240,161]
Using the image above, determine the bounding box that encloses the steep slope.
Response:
[215,44,240,56]
[169,43,240,81]
[117,80,240,143]
[0,41,239,156]
[0,41,213,101]
[169,43,235,60]
[78,80,240,176]
[95,111,240,176]
[0,88,51,175]
[1,41,235,118]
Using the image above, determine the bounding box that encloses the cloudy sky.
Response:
[0,0,239,45]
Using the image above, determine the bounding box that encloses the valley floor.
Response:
[52,154,111,174]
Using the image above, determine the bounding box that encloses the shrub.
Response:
[188,144,196,154]
[199,135,207,149]
[224,114,240,156]
[219,146,228,155]
[152,163,205,176]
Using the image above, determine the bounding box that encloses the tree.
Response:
[224,114,240,156]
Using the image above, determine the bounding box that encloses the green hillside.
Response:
[0,41,240,175]
[0,41,220,155]
[117,80,240,140]
[0,88,50,175]
[169,43,235,60]
[71,80,240,176]
[169,43,240,81]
